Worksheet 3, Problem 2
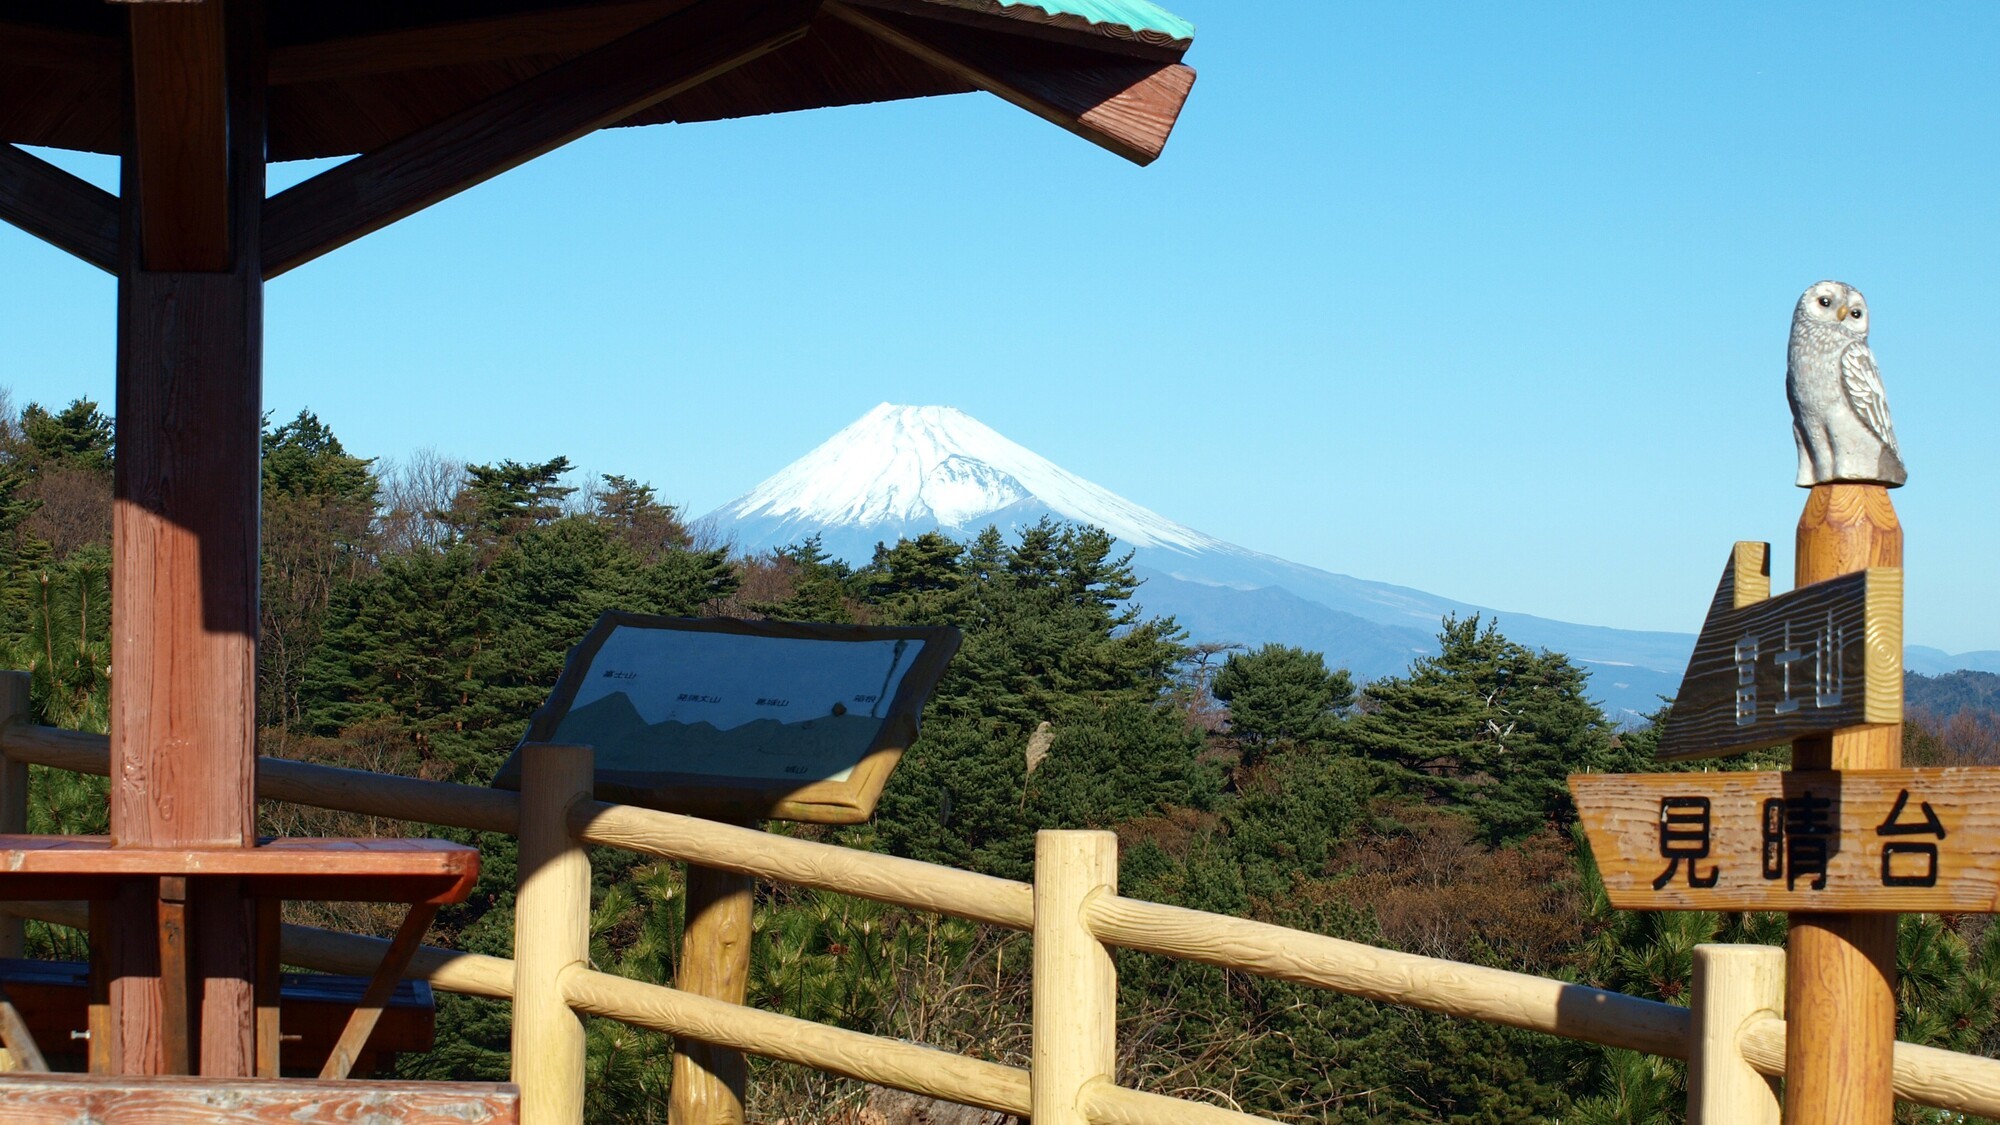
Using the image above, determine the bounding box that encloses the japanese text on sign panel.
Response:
[1733,611,1846,727]
[1653,787,1946,891]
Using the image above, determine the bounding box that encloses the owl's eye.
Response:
[1817,296,1832,308]
[1850,308,1864,319]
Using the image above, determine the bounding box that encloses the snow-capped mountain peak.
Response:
[704,404,1222,553]
[695,402,1711,719]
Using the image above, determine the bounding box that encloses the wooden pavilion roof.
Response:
[0,0,1196,168]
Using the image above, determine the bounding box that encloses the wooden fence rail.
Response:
[1086,893,1689,1061]
[8,721,2000,1121]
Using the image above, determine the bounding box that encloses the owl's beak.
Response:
[1834,305,1849,321]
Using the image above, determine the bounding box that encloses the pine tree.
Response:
[592,474,693,563]
[18,398,114,474]
[872,521,1197,879]
[1210,643,1355,752]
[444,456,576,543]
[262,409,377,504]
[1339,615,1620,844]
[261,410,380,729]
[750,536,854,623]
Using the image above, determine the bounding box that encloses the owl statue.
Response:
[1787,280,1906,487]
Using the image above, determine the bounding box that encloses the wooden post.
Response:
[514,744,594,1125]
[1689,944,1784,1124]
[111,0,267,1077]
[1032,830,1118,1125]
[0,671,29,959]
[1786,483,1902,1125]
[669,835,756,1125]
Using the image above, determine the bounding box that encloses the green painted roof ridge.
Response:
[994,0,1195,45]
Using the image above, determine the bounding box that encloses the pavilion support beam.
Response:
[261,0,820,279]
[825,2,1194,166]
[0,143,120,274]
[128,1,232,272]
[111,0,266,1078]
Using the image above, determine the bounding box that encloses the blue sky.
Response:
[4,3,1998,653]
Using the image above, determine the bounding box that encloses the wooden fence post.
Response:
[669,831,756,1125]
[1033,830,1118,1125]
[1688,943,1784,1124]
[514,743,594,1125]
[0,671,29,958]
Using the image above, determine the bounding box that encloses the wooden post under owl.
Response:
[1783,485,1901,1125]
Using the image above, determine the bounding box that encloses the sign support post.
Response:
[1572,283,1919,1121]
[1785,483,1901,1125]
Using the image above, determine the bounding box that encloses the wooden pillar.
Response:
[1785,483,1901,1125]
[0,671,29,958]
[1031,830,1118,1125]
[513,744,594,1125]
[1689,943,1784,1125]
[110,0,266,1077]
[669,835,756,1125]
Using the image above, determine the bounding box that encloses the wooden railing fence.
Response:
[5,722,2000,1124]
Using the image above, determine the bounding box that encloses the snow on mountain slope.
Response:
[706,403,1230,555]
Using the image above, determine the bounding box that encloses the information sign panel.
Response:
[1571,768,2000,913]
[493,613,959,823]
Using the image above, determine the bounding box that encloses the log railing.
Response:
[6,718,2000,1123]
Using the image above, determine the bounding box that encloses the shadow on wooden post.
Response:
[1034,830,1117,1125]
[1688,944,1784,1124]
[514,743,594,1125]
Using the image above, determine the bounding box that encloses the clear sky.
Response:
[4,3,1998,653]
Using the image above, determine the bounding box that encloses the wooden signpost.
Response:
[1571,483,1914,1124]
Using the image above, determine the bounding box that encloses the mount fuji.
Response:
[698,404,1694,718]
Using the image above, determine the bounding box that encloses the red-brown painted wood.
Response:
[128,2,230,272]
[0,838,482,905]
[826,2,1194,166]
[111,0,267,1077]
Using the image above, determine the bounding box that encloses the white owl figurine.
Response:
[1787,280,1906,487]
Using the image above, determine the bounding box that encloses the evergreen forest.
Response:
[4,394,1999,1124]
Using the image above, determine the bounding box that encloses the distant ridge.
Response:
[1905,670,2000,722]
[697,404,1995,721]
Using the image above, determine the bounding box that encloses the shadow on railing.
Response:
[4,719,1999,1124]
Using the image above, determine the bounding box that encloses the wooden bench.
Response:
[0,836,479,1078]
[0,960,435,1077]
